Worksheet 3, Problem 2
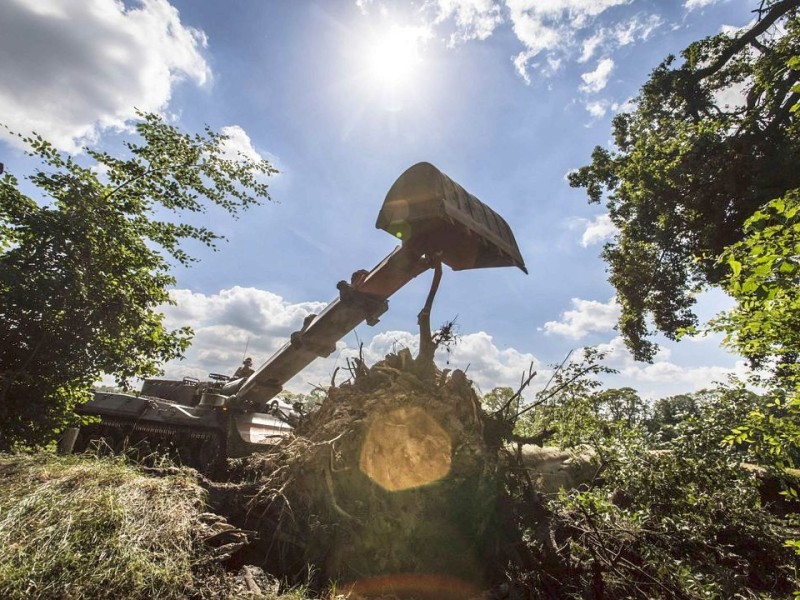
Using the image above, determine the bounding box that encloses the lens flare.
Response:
[359,406,451,491]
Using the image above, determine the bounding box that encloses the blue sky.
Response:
[0,0,758,399]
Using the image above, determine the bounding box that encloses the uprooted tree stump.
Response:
[230,349,511,595]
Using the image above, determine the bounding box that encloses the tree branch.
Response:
[693,0,800,82]
[416,259,443,367]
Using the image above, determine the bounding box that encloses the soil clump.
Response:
[214,350,512,597]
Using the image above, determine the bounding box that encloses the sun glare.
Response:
[365,25,427,89]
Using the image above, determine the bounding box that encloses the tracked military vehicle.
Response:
[74,162,527,474]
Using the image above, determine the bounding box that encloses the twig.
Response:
[513,358,605,420]
[495,362,538,417]
[324,450,361,524]
[330,366,340,389]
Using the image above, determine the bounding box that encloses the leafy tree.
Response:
[481,386,514,408]
[646,393,700,442]
[596,386,647,427]
[506,380,799,597]
[278,389,327,413]
[569,0,800,361]
[480,350,619,447]
[711,190,800,388]
[706,98,800,493]
[0,112,276,450]
[521,348,619,451]
[568,0,800,539]
[547,385,799,598]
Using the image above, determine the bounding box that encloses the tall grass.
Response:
[0,452,210,599]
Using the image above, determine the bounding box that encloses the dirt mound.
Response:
[230,351,507,596]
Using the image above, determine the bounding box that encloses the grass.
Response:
[0,452,210,599]
[0,451,347,599]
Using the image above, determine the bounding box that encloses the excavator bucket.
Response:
[376,162,527,273]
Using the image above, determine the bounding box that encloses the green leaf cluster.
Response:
[0,112,275,449]
[708,190,800,496]
[569,0,800,361]
[712,190,800,388]
[538,386,800,598]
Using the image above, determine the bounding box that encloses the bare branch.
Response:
[693,0,799,81]
[495,362,538,417]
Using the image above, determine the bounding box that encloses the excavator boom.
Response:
[230,244,427,405]
[228,162,527,408]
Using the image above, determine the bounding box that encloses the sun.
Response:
[364,25,428,89]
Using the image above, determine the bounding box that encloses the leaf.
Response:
[0,113,275,449]
[728,257,742,278]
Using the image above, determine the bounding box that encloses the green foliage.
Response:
[486,348,619,447]
[0,112,275,450]
[481,386,516,414]
[501,374,800,598]
[711,190,800,390]
[726,393,800,472]
[596,387,648,427]
[278,388,327,413]
[538,386,800,598]
[568,4,800,557]
[569,0,800,360]
[529,350,634,453]
[707,188,800,503]
[646,393,700,443]
[646,386,763,448]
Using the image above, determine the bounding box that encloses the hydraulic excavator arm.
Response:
[206,161,527,417]
[71,162,527,467]
[223,243,432,409]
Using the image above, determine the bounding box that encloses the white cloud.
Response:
[512,51,536,84]
[611,12,661,45]
[684,0,721,12]
[579,31,605,63]
[219,126,264,163]
[505,0,630,82]
[584,100,611,118]
[442,331,548,394]
[580,57,614,93]
[155,287,749,403]
[164,287,326,340]
[594,336,749,396]
[217,125,282,175]
[580,213,617,246]
[713,80,749,111]
[720,19,755,36]
[367,0,658,84]
[544,297,620,340]
[0,0,210,152]
[506,0,632,28]
[432,0,505,44]
[594,335,667,371]
[611,97,636,113]
[159,287,547,395]
[161,287,327,383]
[578,13,662,63]
[356,0,375,14]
